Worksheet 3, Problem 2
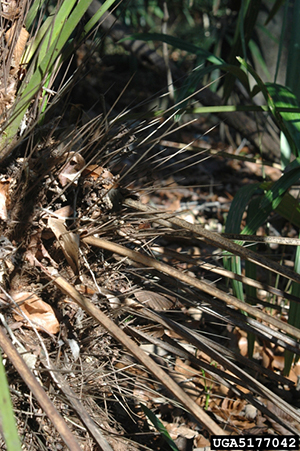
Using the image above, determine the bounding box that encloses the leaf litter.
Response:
[0,12,300,451]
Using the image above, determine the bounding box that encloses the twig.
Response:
[0,327,82,451]
[41,268,226,436]
[82,234,300,342]
[41,359,114,451]
[151,245,300,304]
[124,198,300,286]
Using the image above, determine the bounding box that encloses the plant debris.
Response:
[0,2,300,450]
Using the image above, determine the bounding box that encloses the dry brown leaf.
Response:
[212,396,246,415]
[83,165,112,180]
[174,355,233,401]
[133,387,154,403]
[261,346,285,371]
[0,178,11,220]
[0,0,20,20]
[48,217,79,274]
[77,284,97,295]
[244,161,282,181]
[286,361,300,384]
[238,336,248,357]
[82,164,119,190]
[271,354,285,371]
[174,357,209,388]
[165,423,197,440]
[12,291,59,334]
[171,370,202,402]
[25,229,58,268]
[58,152,85,186]
[133,290,175,311]
[209,397,257,430]
[0,79,18,117]
[53,206,74,218]
[224,369,250,394]
[194,434,211,448]
[115,357,149,378]
[5,24,29,70]
[82,164,120,195]
[237,335,262,358]
[264,400,300,434]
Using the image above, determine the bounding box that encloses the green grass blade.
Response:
[265,0,286,25]
[224,174,300,360]
[25,0,44,29]
[23,0,79,65]
[2,0,99,147]
[248,39,271,79]
[223,254,245,301]
[238,57,298,155]
[191,105,300,113]
[122,32,224,65]
[0,352,21,450]
[224,184,260,302]
[275,191,300,228]
[242,164,300,235]
[265,83,300,159]
[174,61,251,114]
[123,30,263,106]
[280,131,292,169]
[225,183,261,235]
[83,0,117,36]
[223,0,262,100]
[140,404,179,451]
[284,240,300,375]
